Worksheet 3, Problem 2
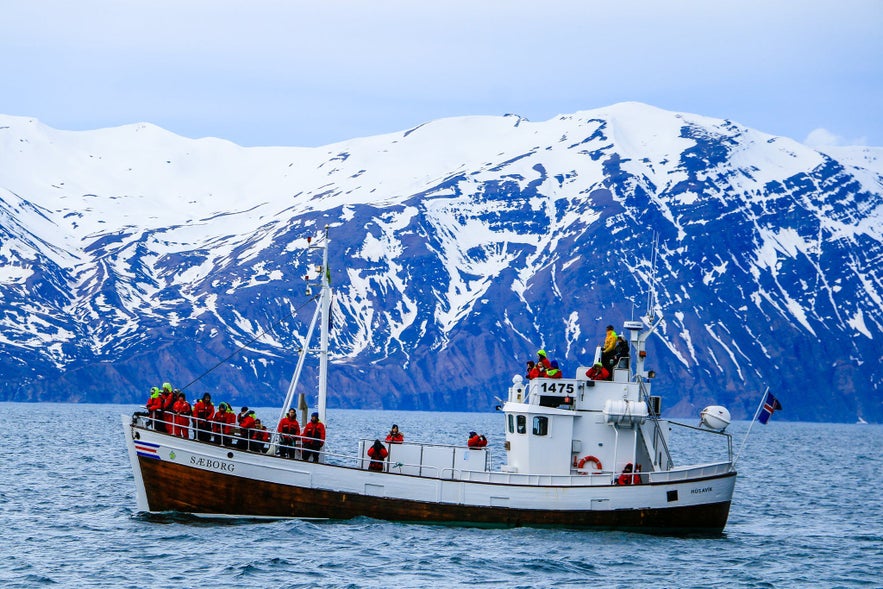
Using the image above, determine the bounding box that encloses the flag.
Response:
[758,391,782,424]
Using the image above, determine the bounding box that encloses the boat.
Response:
[123,228,738,534]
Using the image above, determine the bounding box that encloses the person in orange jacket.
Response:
[249,418,270,453]
[385,424,404,444]
[211,402,236,446]
[172,392,192,439]
[366,439,388,471]
[301,412,326,463]
[467,431,487,448]
[278,409,301,458]
[192,393,215,442]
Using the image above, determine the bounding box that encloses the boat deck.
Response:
[131,414,732,487]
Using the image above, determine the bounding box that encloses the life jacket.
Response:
[303,421,326,443]
[240,414,256,431]
[367,445,388,471]
[617,464,634,485]
[162,392,175,411]
[193,400,214,421]
[146,391,162,411]
[212,408,236,434]
[603,330,617,352]
[279,417,300,437]
[250,427,270,442]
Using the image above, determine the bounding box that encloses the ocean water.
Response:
[1,402,881,589]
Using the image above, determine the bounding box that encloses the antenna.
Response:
[646,232,660,322]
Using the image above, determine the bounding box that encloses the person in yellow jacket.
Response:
[600,324,617,373]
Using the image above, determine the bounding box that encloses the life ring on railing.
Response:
[576,455,603,473]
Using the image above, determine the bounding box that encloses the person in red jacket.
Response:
[192,393,215,442]
[586,363,610,381]
[467,431,487,448]
[366,439,388,471]
[301,412,326,463]
[211,402,236,446]
[146,387,163,430]
[238,409,256,449]
[249,418,270,453]
[546,360,563,379]
[525,361,541,380]
[160,383,176,434]
[278,409,301,458]
[536,349,552,371]
[172,392,192,439]
[385,424,404,444]
[616,462,635,486]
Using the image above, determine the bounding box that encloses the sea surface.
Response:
[1,402,881,588]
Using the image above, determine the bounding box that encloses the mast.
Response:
[317,226,331,424]
[274,226,331,437]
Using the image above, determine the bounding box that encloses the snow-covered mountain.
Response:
[2,103,881,422]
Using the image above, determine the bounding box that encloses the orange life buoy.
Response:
[576,455,603,472]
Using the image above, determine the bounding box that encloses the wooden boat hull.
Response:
[125,418,735,534]
[138,456,732,531]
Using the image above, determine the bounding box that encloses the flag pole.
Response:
[732,386,769,468]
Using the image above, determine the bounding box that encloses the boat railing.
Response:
[645,462,733,483]
[637,377,674,470]
[357,439,492,479]
[131,413,494,478]
[132,411,325,459]
[667,420,735,468]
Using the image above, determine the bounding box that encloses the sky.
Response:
[1,0,881,148]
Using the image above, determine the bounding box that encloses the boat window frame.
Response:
[532,415,549,436]
[516,414,527,434]
[507,413,515,433]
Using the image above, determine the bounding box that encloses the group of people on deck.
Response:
[525,324,631,382]
[366,424,403,471]
[366,423,406,471]
[145,384,326,460]
[525,349,562,380]
[365,425,488,471]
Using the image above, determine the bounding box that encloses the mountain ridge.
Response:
[1,102,881,422]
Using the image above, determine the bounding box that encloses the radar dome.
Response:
[700,406,731,431]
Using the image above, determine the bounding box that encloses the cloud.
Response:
[804,128,867,148]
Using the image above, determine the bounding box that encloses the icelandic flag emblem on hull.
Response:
[135,440,161,459]
[758,391,782,424]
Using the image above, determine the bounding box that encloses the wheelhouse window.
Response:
[533,416,549,436]
[508,414,515,433]
[516,415,527,434]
